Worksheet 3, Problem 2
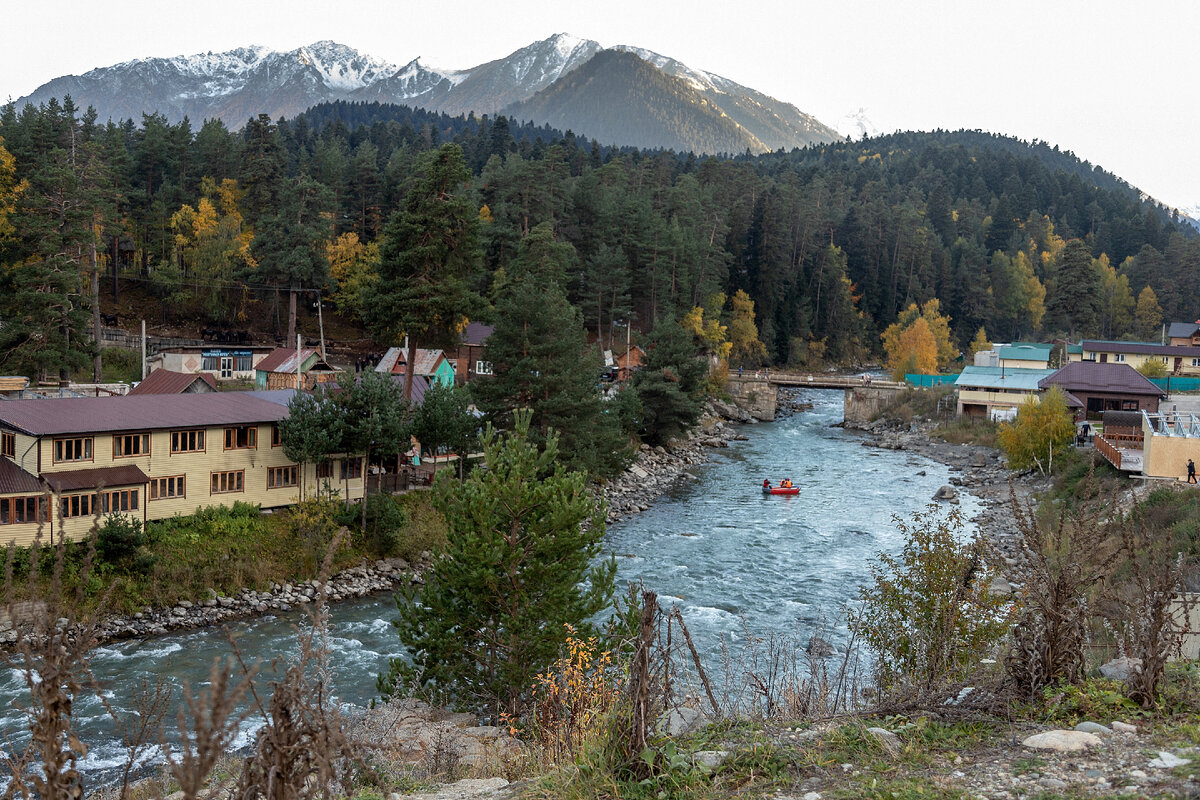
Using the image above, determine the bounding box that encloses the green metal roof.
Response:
[997,343,1053,362]
[955,366,1059,392]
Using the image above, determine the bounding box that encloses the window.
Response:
[268,465,298,489]
[1122,400,1139,410]
[235,354,252,371]
[1192,358,1200,368]
[1114,353,1126,363]
[171,430,205,453]
[60,493,95,518]
[210,470,245,494]
[113,433,150,458]
[271,424,282,447]
[475,360,493,375]
[1,431,13,458]
[100,488,139,513]
[316,460,333,479]
[0,496,46,525]
[224,426,257,450]
[150,475,186,500]
[340,458,363,480]
[53,437,93,463]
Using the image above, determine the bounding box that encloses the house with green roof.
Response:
[997,343,1053,370]
[954,365,1059,420]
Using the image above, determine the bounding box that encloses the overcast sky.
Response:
[4,0,1198,212]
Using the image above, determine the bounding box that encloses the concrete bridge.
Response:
[726,372,908,423]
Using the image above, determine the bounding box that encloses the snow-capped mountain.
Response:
[15,35,839,154]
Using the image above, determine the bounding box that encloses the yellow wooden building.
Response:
[0,391,365,546]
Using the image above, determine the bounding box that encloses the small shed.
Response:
[254,348,338,391]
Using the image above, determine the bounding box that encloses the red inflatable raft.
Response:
[762,485,800,495]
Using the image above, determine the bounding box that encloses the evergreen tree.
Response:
[279,387,345,499]
[409,382,478,478]
[1045,239,1101,338]
[472,249,629,477]
[378,411,615,722]
[632,318,708,444]
[367,143,483,401]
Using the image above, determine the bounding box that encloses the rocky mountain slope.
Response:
[16,34,838,154]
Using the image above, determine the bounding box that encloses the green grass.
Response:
[5,492,448,616]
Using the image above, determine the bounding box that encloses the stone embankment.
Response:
[0,553,432,647]
[602,405,747,524]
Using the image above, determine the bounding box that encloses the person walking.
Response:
[1188,458,1197,484]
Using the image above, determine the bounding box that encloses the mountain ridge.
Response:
[14,35,839,155]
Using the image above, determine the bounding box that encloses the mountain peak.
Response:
[16,37,838,153]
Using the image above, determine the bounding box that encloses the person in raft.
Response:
[782,479,792,488]
[763,479,771,489]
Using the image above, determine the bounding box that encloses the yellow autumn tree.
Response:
[326,232,380,324]
[0,136,26,242]
[169,177,255,320]
[966,327,992,364]
[1134,285,1163,342]
[881,298,955,378]
[727,289,768,366]
[681,291,732,361]
[997,387,1075,475]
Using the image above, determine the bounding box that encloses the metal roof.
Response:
[0,392,291,436]
[1081,340,1200,358]
[1168,322,1200,339]
[128,369,217,395]
[43,465,150,493]
[255,347,320,374]
[0,458,43,495]
[460,322,494,346]
[997,343,1052,362]
[1039,361,1166,396]
[955,366,1058,392]
[376,347,448,377]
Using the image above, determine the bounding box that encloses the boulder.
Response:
[1100,657,1143,682]
[933,485,958,501]
[1021,730,1103,752]
[659,706,709,737]
[1074,721,1113,736]
[866,727,901,756]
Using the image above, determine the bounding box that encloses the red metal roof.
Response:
[43,465,149,493]
[0,392,290,436]
[0,458,43,495]
[128,369,218,395]
[1039,362,1165,396]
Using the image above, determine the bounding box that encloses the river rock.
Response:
[1111,721,1138,734]
[660,706,709,737]
[866,727,902,756]
[1149,751,1191,768]
[1100,657,1142,681]
[1021,730,1103,752]
[1074,721,1112,736]
[933,485,958,501]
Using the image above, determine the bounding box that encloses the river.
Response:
[0,387,979,786]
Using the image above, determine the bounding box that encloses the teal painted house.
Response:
[376,347,456,388]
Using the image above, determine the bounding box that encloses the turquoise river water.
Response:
[0,387,979,786]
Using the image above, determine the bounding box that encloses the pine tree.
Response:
[632,318,708,444]
[471,272,629,477]
[1045,239,1101,338]
[367,143,483,402]
[378,410,615,722]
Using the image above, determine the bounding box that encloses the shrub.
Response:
[848,506,1010,697]
[337,493,408,557]
[95,513,155,573]
[997,387,1075,474]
